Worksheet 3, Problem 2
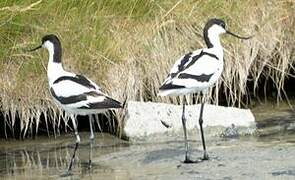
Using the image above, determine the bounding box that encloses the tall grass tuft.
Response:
[0,0,294,138]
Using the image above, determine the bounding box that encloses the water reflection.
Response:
[0,145,68,176]
[0,133,128,179]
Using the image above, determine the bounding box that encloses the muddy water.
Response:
[0,104,295,180]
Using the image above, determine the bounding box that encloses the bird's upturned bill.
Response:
[226,30,253,39]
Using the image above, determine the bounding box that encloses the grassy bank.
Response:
[0,0,294,138]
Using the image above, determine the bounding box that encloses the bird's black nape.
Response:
[204,18,226,30]
[203,18,226,48]
[41,34,60,45]
[42,34,62,63]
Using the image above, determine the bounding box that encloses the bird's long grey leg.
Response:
[67,114,80,172]
[88,114,95,168]
[198,102,209,160]
[181,96,194,163]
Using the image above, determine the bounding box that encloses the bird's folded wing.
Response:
[162,49,220,86]
[180,55,220,76]
[166,49,202,80]
[79,95,122,109]
[50,86,121,109]
[52,75,102,97]
[53,74,101,90]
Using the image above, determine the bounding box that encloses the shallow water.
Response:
[0,104,295,180]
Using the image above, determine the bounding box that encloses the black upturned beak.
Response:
[226,30,253,40]
[29,45,42,52]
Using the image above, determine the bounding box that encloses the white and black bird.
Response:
[30,34,122,171]
[159,18,252,163]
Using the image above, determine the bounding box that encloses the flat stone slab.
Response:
[123,101,256,139]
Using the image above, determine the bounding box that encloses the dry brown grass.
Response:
[0,0,294,138]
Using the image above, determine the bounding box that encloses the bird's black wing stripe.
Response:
[184,51,218,71]
[84,91,104,97]
[53,75,96,89]
[203,51,219,60]
[50,88,87,104]
[159,82,185,90]
[79,96,122,109]
[171,52,193,78]
[178,73,214,82]
[169,51,218,79]
[76,75,96,89]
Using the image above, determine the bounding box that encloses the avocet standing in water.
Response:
[159,18,252,163]
[30,34,122,172]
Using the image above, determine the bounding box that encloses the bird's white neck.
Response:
[203,24,225,53]
[205,30,224,61]
[45,42,65,85]
[207,33,222,49]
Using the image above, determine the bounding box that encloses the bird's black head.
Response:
[41,34,61,46]
[29,34,61,52]
[203,18,227,48]
[205,18,226,31]
[203,18,253,48]
[29,34,62,63]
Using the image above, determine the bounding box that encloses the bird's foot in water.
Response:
[194,153,210,163]
[182,153,209,164]
[183,157,196,164]
[202,152,209,161]
[88,160,92,169]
